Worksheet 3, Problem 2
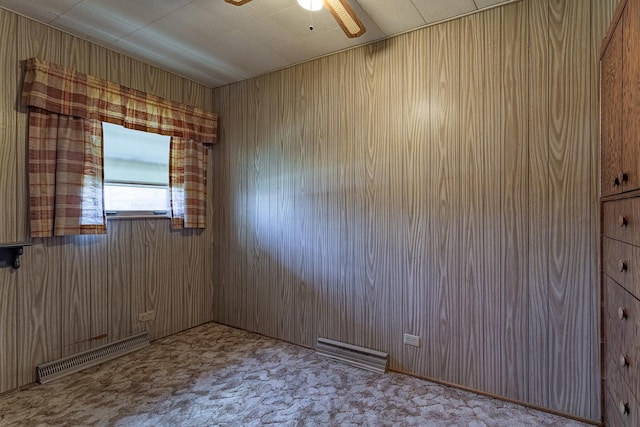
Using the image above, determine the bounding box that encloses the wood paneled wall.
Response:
[0,9,214,392]
[211,0,620,420]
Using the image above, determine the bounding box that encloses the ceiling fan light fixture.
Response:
[322,0,366,38]
[226,0,365,39]
[297,0,323,12]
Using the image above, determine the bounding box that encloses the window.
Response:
[102,122,171,217]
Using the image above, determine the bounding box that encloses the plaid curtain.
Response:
[22,58,218,235]
[22,58,218,143]
[170,137,208,229]
[29,108,106,237]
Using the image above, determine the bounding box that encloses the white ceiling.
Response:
[0,0,513,88]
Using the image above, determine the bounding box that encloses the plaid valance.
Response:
[22,58,217,144]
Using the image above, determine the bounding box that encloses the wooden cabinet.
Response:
[601,0,640,425]
[602,200,640,426]
[601,9,624,197]
[622,0,640,192]
[602,0,640,197]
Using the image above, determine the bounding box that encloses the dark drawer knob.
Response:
[620,401,630,416]
[619,215,629,227]
[618,307,628,320]
[622,172,629,182]
[619,259,628,272]
[620,354,630,368]
[614,176,621,186]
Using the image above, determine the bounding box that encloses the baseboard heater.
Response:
[36,332,150,384]
[316,337,388,374]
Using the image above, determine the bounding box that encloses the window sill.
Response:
[106,211,171,220]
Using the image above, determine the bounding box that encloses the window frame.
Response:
[102,122,172,220]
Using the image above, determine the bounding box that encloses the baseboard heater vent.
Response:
[316,337,388,374]
[36,332,150,384]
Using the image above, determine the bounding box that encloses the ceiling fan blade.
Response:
[322,0,366,38]
[224,0,253,5]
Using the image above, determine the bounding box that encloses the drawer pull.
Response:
[619,259,629,272]
[619,214,629,227]
[620,354,630,368]
[620,401,630,416]
[618,307,628,320]
[614,176,621,186]
[622,172,629,183]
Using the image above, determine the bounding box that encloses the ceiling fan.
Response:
[224,0,366,38]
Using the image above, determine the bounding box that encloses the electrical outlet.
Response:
[403,333,420,347]
[138,311,155,322]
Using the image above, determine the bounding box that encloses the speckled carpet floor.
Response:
[0,322,590,426]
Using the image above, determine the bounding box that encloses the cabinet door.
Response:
[623,0,640,192]
[602,14,624,197]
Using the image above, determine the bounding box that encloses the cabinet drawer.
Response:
[605,277,640,400]
[604,276,633,337]
[606,352,640,427]
[606,384,628,427]
[603,198,640,245]
[606,309,640,404]
[604,237,640,299]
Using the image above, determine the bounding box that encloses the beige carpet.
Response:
[0,322,590,426]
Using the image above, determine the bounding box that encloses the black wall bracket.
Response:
[0,243,32,269]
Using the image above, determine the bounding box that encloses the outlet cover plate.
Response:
[403,333,420,347]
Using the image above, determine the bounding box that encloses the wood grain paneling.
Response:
[335,49,358,347]
[244,78,260,335]
[211,0,618,420]
[361,39,398,359]
[228,81,249,330]
[129,220,148,337]
[187,228,210,328]
[17,241,62,385]
[146,219,175,340]
[547,0,594,418]
[58,32,92,72]
[250,73,279,339]
[0,270,16,393]
[459,10,495,391]
[341,41,396,356]
[398,29,427,375]
[277,66,295,344]
[425,20,462,384]
[211,84,232,327]
[313,55,334,345]
[312,54,339,346]
[88,234,108,349]
[88,47,132,87]
[59,237,92,357]
[296,62,315,347]
[0,9,18,244]
[480,7,504,396]
[0,9,215,390]
[498,1,529,401]
[106,220,133,341]
[527,0,551,409]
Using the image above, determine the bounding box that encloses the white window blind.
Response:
[103,122,170,186]
[102,122,171,214]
